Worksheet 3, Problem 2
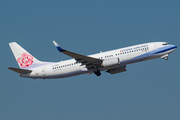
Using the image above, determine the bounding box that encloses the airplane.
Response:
[8,41,177,79]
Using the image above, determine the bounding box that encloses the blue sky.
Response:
[1,0,180,120]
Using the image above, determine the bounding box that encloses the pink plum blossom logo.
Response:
[17,53,34,68]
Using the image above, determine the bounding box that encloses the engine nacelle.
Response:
[106,65,127,74]
[101,58,120,68]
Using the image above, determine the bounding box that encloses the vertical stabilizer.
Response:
[9,42,49,69]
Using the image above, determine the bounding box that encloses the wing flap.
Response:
[8,67,32,74]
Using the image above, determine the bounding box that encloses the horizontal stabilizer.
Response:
[8,67,32,74]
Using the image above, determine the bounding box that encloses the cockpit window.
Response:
[162,43,169,46]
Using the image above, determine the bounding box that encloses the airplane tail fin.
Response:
[9,42,48,69]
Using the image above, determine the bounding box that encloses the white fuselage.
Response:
[21,42,177,79]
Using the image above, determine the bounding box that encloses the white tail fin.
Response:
[9,42,50,69]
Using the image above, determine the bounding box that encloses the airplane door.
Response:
[153,43,158,54]
[154,43,158,50]
[42,67,46,77]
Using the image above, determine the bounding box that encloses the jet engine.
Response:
[106,65,127,74]
[101,58,120,68]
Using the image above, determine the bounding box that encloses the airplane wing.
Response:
[53,41,102,68]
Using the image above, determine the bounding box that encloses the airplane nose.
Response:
[171,44,177,50]
[174,45,177,49]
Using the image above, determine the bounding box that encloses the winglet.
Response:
[53,41,66,52]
